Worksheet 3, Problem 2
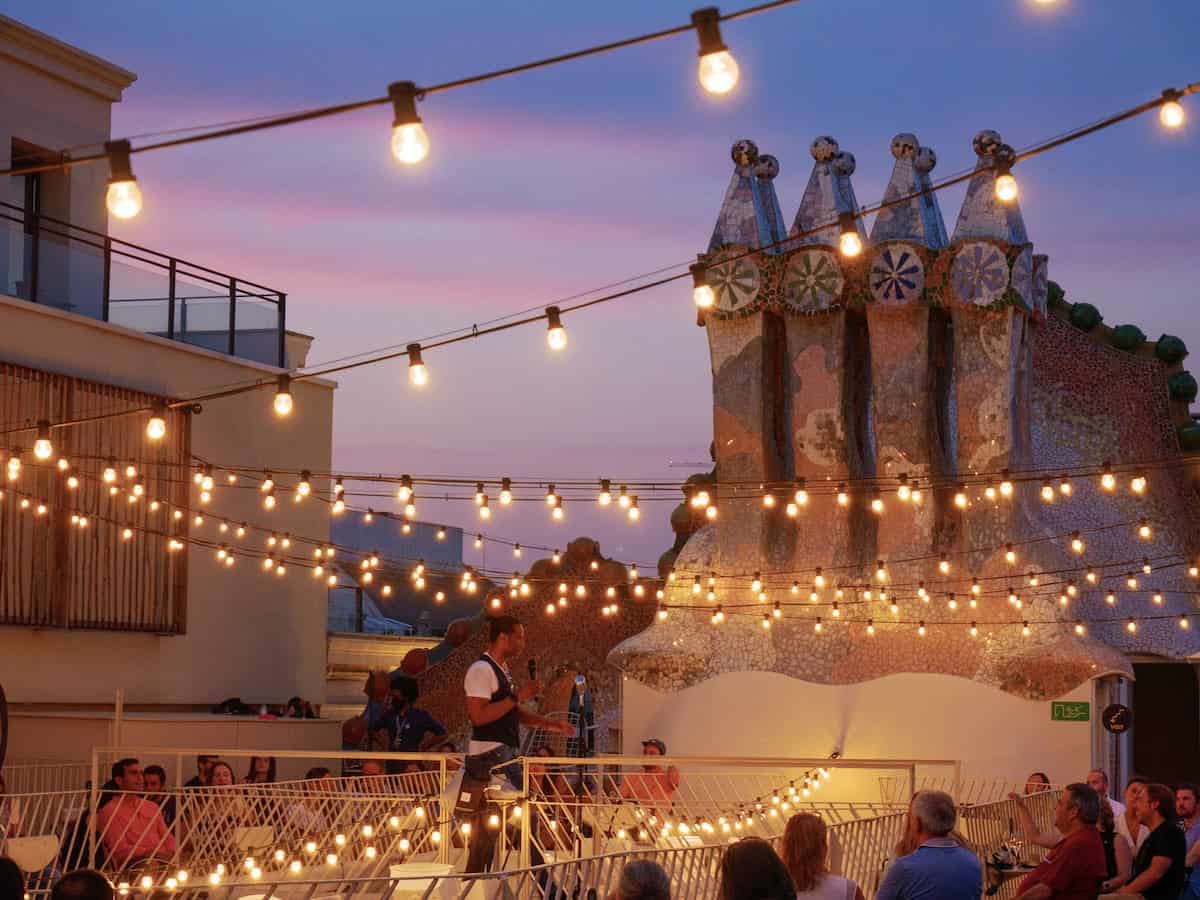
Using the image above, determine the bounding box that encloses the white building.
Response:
[0,15,338,758]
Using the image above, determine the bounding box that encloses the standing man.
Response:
[1177,783,1200,900]
[1087,770,1124,818]
[463,615,572,872]
[1011,783,1107,900]
[876,791,982,900]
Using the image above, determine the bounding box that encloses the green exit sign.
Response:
[1051,701,1091,722]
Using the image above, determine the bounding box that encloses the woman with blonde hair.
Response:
[782,813,865,900]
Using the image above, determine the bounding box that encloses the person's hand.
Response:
[517,680,541,702]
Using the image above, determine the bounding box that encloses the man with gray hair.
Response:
[1011,783,1107,899]
[608,859,670,900]
[877,790,982,899]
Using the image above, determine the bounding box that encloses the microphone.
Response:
[527,658,537,681]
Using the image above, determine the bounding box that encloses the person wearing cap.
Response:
[376,673,445,774]
[619,738,680,806]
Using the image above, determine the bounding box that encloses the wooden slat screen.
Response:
[0,362,190,633]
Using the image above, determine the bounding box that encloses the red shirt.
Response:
[1017,827,1107,900]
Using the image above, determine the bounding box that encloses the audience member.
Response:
[876,790,981,900]
[1097,797,1133,892]
[50,869,113,900]
[1087,770,1124,817]
[1025,773,1052,795]
[359,759,385,778]
[619,739,679,806]
[1179,782,1200,900]
[374,675,446,774]
[141,765,175,827]
[894,792,972,861]
[1101,782,1185,899]
[1009,783,1105,900]
[1116,777,1150,855]
[718,837,795,900]
[782,812,866,900]
[244,756,277,784]
[182,754,216,789]
[609,859,670,900]
[286,767,334,837]
[0,857,23,900]
[94,759,176,867]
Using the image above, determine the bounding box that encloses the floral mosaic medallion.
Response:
[1004,246,1031,309]
[951,241,1008,306]
[708,248,760,314]
[781,249,843,312]
[869,243,924,305]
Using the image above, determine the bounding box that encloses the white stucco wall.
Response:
[0,295,335,714]
[622,671,1095,798]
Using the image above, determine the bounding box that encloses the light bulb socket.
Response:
[689,261,709,290]
[1162,87,1183,104]
[993,143,1017,176]
[388,81,423,127]
[36,420,51,441]
[277,372,291,393]
[545,306,563,331]
[407,343,424,368]
[837,211,857,237]
[104,139,136,185]
[691,7,727,56]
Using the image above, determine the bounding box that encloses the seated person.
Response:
[95,759,176,868]
[619,739,679,806]
[142,765,175,827]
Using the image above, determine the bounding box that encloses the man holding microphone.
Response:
[464,613,572,871]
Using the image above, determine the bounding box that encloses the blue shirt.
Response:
[877,839,982,900]
[1184,821,1200,891]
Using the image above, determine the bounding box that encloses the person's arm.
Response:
[517,707,574,735]
[420,714,448,748]
[874,858,904,900]
[1012,886,1052,900]
[1120,854,1172,894]
[1006,793,1060,849]
[1186,835,1200,868]
[1103,832,1134,890]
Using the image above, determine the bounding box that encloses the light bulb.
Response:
[391,122,430,164]
[33,421,52,460]
[1131,474,1147,495]
[389,81,430,164]
[146,407,167,441]
[839,228,863,258]
[698,50,738,95]
[598,479,612,506]
[407,343,428,386]
[274,374,293,417]
[545,306,567,351]
[106,179,143,220]
[836,484,849,507]
[1160,98,1185,129]
[994,173,1018,203]
[629,497,640,521]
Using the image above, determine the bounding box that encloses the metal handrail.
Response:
[1,200,286,366]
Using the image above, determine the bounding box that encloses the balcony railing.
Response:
[0,201,286,367]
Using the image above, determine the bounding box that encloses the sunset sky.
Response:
[11,0,1199,570]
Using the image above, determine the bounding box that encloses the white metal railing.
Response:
[2,747,969,897]
[879,774,1065,805]
[2,760,92,794]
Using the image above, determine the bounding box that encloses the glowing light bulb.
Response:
[274,374,293,417]
[953,485,967,509]
[389,81,430,164]
[917,622,926,637]
[598,479,612,506]
[1126,619,1137,634]
[1101,465,1116,491]
[994,173,1018,203]
[1138,519,1152,540]
[839,225,863,258]
[999,472,1013,497]
[545,305,567,351]
[836,484,849,507]
[1040,480,1054,502]
[103,459,117,483]
[500,478,513,505]
[870,492,884,515]
[1130,474,1147,495]
[1160,98,1185,129]
[407,343,428,386]
[629,497,641,521]
[1022,622,1031,637]
[105,140,143,219]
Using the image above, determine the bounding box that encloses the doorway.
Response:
[1132,661,1200,785]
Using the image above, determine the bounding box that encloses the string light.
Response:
[597,479,612,506]
[407,343,428,386]
[1070,532,1084,554]
[104,139,142,219]
[1160,90,1186,128]
[1101,463,1116,492]
[629,497,641,521]
[1059,475,1072,496]
[545,306,568,351]
[953,484,967,509]
[1005,543,1017,564]
[692,7,739,95]
[274,374,293,417]
[793,478,808,507]
[837,212,863,258]
[1138,518,1152,540]
[388,81,430,164]
[836,484,849,507]
[999,471,1013,498]
[870,490,884,515]
[1040,480,1055,502]
[1130,474,1147,495]
[500,478,513,505]
[993,143,1019,203]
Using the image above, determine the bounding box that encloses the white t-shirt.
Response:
[464,655,509,756]
[1115,807,1149,854]
[796,873,857,900]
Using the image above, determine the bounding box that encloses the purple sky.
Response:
[11,0,1200,569]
